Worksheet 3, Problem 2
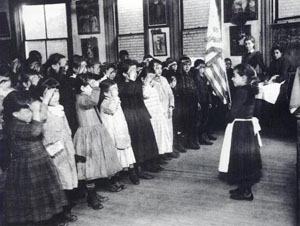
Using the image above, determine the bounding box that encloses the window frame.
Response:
[21,0,73,62]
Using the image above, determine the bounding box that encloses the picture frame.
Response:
[81,37,99,61]
[224,0,258,23]
[151,30,167,57]
[148,0,167,27]
[0,12,10,39]
[229,25,251,56]
[76,0,100,35]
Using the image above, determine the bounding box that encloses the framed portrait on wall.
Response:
[81,37,99,61]
[0,12,10,39]
[224,0,258,23]
[148,0,167,26]
[76,0,100,35]
[230,25,251,56]
[151,30,167,56]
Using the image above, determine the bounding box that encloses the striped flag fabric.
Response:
[204,0,230,104]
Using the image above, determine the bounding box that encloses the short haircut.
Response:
[194,59,205,68]
[244,35,255,44]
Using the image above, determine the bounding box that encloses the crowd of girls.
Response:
[2,35,290,224]
[0,50,221,226]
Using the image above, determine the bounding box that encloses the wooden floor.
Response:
[71,128,297,226]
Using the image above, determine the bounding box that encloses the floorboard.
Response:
[71,130,297,226]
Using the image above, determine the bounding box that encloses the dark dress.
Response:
[192,70,212,135]
[176,71,199,145]
[227,86,262,186]
[118,80,159,164]
[242,51,268,81]
[269,56,291,124]
[226,67,235,96]
[4,119,67,223]
[269,56,290,84]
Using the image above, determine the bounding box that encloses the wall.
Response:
[117,0,144,62]
[182,0,209,59]
[0,0,14,63]
[222,0,261,67]
[71,0,107,63]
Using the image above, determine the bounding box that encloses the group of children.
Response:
[0,49,263,226]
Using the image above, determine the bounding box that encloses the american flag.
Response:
[204,0,230,104]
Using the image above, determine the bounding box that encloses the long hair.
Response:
[3,91,33,122]
[36,77,60,100]
[233,63,259,105]
[99,79,116,105]
[74,73,93,94]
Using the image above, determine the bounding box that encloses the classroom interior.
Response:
[0,0,300,225]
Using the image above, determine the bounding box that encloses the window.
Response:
[22,3,69,63]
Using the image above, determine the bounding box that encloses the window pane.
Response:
[47,40,68,58]
[45,4,68,38]
[22,5,46,40]
[25,41,47,63]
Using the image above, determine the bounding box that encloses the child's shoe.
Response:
[87,189,104,210]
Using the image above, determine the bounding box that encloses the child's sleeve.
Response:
[78,87,100,109]
[63,114,72,136]
[10,120,43,139]
[101,98,120,115]
[142,84,152,99]
[164,78,174,108]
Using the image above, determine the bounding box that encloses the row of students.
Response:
[0,52,185,226]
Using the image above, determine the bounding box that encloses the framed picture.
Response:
[81,37,99,61]
[76,0,100,35]
[148,0,167,26]
[0,12,10,39]
[229,25,251,56]
[224,0,258,23]
[151,30,167,57]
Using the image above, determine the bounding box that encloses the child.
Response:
[168,75,186,154]
[218,63,262,201]
[0,66,16,194]
[118,59,159,177]
[99,79,138,184]
[38,78,78,222]
[142,71,172,166]
[176,56,200,149]
[191,59,214,145]
[73,73,122,210]
[3,90,68,226]
[105,64,117,81]
[149,59,177,159]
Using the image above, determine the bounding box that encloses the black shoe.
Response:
[138,171,154,179]
[63,211,78,223]
[230,192,254,201]
[229,187,242,195]
[129,169,140,185]
[176,146,187,153]
[167,151,180,159]
[96,194,109,203]
[87,190,103,210]
[185,143,200,149]
[207,134,217,140]
[158,158,168,165]
[199,139,213,145]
